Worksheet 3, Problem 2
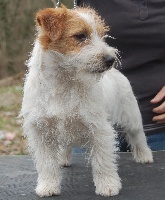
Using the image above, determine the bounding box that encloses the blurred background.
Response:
[0,0,74,155]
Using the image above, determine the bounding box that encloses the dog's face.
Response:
[36,6,118,74]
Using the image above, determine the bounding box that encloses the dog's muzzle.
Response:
[94,55,115,73]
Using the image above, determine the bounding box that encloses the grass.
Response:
[0,82,27,155]
[0,85,22,95]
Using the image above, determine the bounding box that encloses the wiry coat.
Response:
[20,6,153,197]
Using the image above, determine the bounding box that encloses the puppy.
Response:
[20,5,153,197]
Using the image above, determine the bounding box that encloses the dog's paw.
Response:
[58,153,72,167]
[58,160,71,167]
[133,146,153,164]
[58,159,71,167]
[36,182,61,197]
[61,163,71,167]
[95,176,122,197]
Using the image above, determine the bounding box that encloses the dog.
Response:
[20,5,153,197]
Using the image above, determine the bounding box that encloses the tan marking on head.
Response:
[36,7,67,41]
[36,7,109,54]
[76,7,110,37]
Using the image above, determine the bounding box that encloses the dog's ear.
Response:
[36,7,67,41]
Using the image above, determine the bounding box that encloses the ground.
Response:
[0,72,27,155]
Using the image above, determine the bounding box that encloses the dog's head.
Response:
[36,5,118,75]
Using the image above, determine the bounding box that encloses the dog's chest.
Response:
[64,117,90,138]
[51,83,103,117]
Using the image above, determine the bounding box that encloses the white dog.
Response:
[20,6,153,197]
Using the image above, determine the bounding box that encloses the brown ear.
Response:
[36,8,67,41]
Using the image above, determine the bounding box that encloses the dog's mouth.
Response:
[91,62,117,74]
[93,67,112,73]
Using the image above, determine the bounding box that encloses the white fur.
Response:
[20,11,153,197]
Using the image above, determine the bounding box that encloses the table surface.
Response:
[0,152,165,200]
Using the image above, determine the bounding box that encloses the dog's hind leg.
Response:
[23,122,61,197]
[58,145,72,167]
[90,124,122,197]
[111,72,153,163]
[120,98,153,163]
[125,130,153,163]
[118,96,153,163]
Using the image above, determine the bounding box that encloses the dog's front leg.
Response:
[25,124,61,197]
[90,125,122,197]
[35,146,61,197]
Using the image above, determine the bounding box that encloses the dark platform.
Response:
[0,152,165,200]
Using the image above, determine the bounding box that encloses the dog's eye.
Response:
[74,33,87,42]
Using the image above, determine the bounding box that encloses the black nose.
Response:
[104,55,115,69]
